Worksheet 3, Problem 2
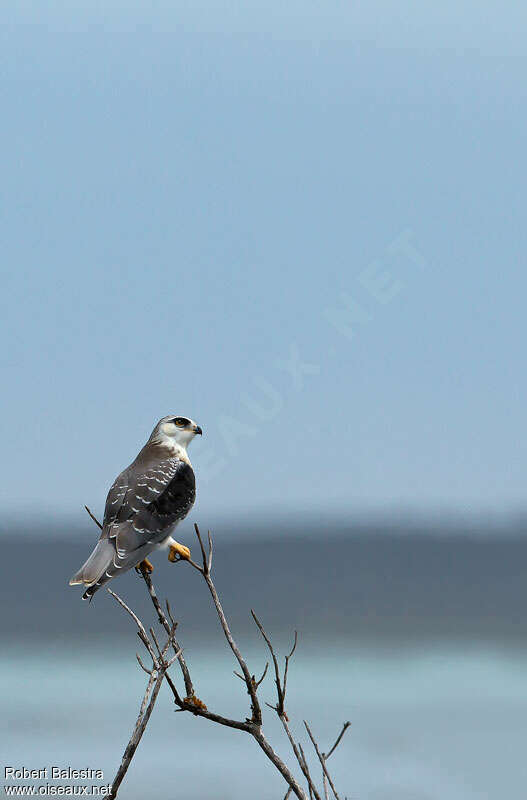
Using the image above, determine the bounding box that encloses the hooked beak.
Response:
[193,424,203,435]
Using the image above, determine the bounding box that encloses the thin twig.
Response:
[195,522,208,570]
[234,662,268,688]
[107,589,157,664]
[165,600,176,627]
[304,722,341,800]
[321,722,350,800]
[325,723,351,760]
[251,611,284,713]
[251,728,308,800]
[102,597,179,800]
[207,530,213,573]
[255,661,269,688]
[279,714,322,800]
[249,612,322,800]
[283,631,298,701]
[298,742,315,800]
[103,665,166,800]
[138,669,157,721]
[323,771,329,800]
[193,524,263,726]
[136,654,152,675]
[84,505,103,530]
[149,626,163,660]
[139,565,194,698]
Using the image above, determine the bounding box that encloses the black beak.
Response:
[194,425,203,435]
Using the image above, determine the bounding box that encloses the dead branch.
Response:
[138,565,194,700]
[304,721,344,800]
[84,505,103,530]
[320,722,351,800]
[325,722,351,761]
[86,514,349,800]
[102,591,181,800]
[187,524,263,725]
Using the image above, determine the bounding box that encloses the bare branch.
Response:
[135,654,152,675]
[325,723,351,761]
[251,611,284,713]
[194,525,262,726]
[207,529,213,573]
[304,722,341,800]
[255,661,269,688]
[283,631,298,700]
[323,771,329,800]
[298,743,315,800]
[194,523,208,571]
[149,626,163,660]
[165,599,176,628]
[103,665,166,800]
[235,662,268,689]
[320,721,350,800]
[107,589,157,664]
[84,505,103,530]
[138,560,262,735]
[103,600,180,800]
[278,715,321,800]
[251,728,309,800]
[138,669,157,721]
[139,565,194,699]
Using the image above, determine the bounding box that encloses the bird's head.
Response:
[151,415,203,450]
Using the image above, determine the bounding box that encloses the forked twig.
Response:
[304,721,343,800]
[321,722,351,800]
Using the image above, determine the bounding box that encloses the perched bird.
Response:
[69,415,202,600]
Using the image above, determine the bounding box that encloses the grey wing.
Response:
[102,456,179,533]
[102,468,131,531]
[114,458,196,552]
[82,459,195,599]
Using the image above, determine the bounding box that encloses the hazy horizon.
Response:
[4,506,527,542]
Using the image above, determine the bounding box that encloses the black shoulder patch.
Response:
[151,461,196,519]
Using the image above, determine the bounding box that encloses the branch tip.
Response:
[84,505,103,530]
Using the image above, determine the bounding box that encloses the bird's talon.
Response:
[136,557,154,574]
[168,543,191,562]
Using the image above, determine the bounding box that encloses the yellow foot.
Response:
[168,542,191,562]
[136,557,154,573]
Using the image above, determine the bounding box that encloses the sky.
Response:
[2,1,527,526]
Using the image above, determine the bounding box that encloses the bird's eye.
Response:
[172,417,187,427]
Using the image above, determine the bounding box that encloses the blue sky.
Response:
[2,2,527,525]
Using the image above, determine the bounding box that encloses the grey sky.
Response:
[2,2,526,524]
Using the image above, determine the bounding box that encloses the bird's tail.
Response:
[69,539,114,596]
[82,581,105,602]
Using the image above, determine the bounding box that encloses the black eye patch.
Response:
[172,417,188,427]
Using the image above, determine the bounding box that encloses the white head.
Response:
[150,415,203,451]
